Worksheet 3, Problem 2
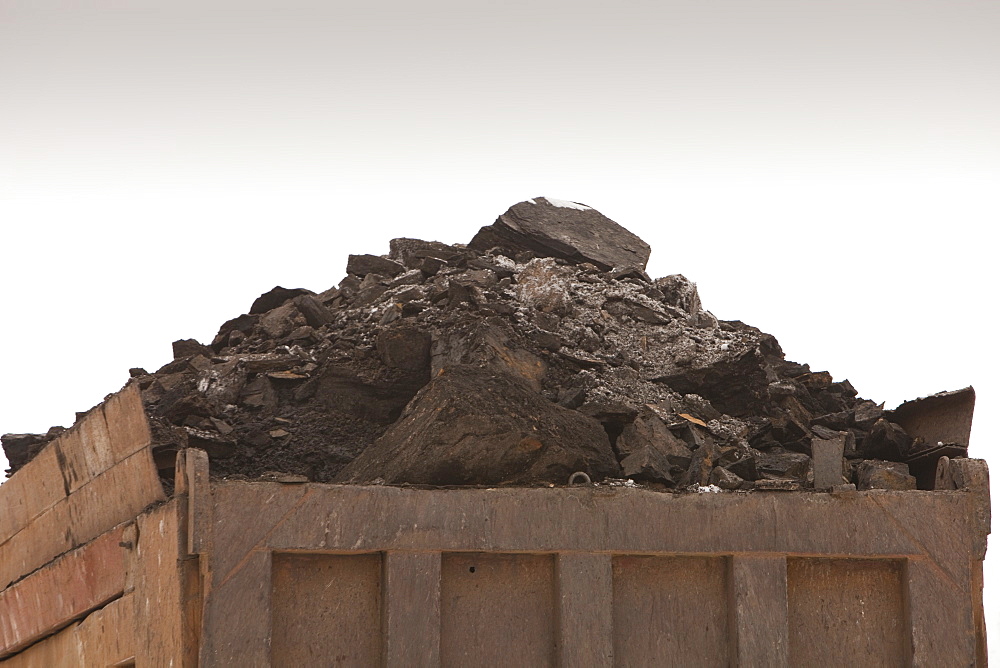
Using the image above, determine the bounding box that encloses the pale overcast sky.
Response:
[2,0,998,647]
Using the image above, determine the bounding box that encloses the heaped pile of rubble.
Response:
[3,198,971,491]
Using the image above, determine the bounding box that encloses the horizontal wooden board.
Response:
[0,525,129,657]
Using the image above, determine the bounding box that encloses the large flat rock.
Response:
[336,365,621,485]
[470,197,651,270]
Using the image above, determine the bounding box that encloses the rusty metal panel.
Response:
[383,551,441,667]
[187,479,987,666]
[270,553,383,667]
[787,558,907,666]
[729,556,788,667]
[440,553,556,668]
[612,555,730,667]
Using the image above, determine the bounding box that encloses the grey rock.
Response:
[856,460,916,490]
[336,365,620,485]
[469,197,651,271]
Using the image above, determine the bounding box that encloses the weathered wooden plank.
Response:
[65,448,165,552]
[184,447,212,557]
[729,556,788,667]
[0,621,83,667]
[0,446,65,545]
[0,500,72,590]
[77,595,136,667]
[1,446,161,589]
[101,381,153,463]
[384,551,441,667]
[557,552,612,668]
[132,502,189,667]
[0,525,128,658]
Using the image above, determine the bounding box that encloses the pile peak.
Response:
[4,198,969,494]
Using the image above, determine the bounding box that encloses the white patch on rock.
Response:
[544,197,591,211]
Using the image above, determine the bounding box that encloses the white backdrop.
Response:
[2,0,997,649]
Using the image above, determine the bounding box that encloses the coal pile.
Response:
[3,197,971,491]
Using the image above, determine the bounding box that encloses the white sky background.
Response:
[2,0,998,648]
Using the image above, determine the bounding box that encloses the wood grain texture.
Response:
[0,525,128,658]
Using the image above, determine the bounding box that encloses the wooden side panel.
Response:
[729,556,788,668]
[1,595,136,667]
[383,551,441,668]
[0,384,162,591]
[0,383,149,550]
[612,555,730,667]
[787,558,906,667]
[0,525,128,657]
[0,448,164,590]
[0,446,65,545]
[77,595,137,667]
[0,500,72,590]
[270,553,382,667]
[101,382,154,463]
[557,552,613,668]
[133,502,188,668]
[0,622,83,668]
[66,448,165,548]
[440,553,556,668]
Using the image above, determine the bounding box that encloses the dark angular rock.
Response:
[376,325,432,372]
[431,318,546,392]
[250,286,315,315]
[859,418,911,460]
[617,410,691,463]
[211,313,260,351]
[469,197,651,271]
[171,338,211,360]
[856,460,916,490]
[336,366,620,485]
[654,337,782,417]
[347,254,405,278]
[710,466,744,490]
[620,445,675,485]
[287,295,329,329]
[757,448,811,479]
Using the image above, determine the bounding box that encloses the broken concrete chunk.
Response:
[654,275,702,315]
[856,460,916,491]
[469,197,651,271]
